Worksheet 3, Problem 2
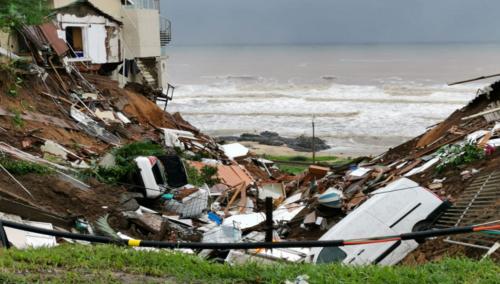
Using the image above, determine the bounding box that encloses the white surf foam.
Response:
[164,80,482,155]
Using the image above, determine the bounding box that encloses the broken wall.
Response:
[157,56,169,89]
[0,31,19,53]
[55,8,122,64]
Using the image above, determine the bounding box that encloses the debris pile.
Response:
[0,21,498,265]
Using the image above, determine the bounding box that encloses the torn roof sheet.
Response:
[39,23,69,56]
[404,157,440,177]
[221,143,249,159]
[217,164,254,188]
[190,161,254,188]
[223,212,266,230]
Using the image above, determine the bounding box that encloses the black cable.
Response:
[0,219,483,250]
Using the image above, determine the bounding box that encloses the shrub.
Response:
[10,109,24,128]
[436,142,485,172]
[185,163,220,187]
[83,141,166,184]
[0,0,50,32]
[0,158,53,175]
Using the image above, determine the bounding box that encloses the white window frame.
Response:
[61,23,92,62]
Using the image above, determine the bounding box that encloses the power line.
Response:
[0,219,498,250]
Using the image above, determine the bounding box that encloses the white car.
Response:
[134,156,168,198]
[310,177,447,265]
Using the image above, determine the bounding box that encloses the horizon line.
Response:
[164,41,500,48]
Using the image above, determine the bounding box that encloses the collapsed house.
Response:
[54,1,123,66]
[0,0,172,91]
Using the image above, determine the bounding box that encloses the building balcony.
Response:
[160,17,171,46]
[122,0,160,10]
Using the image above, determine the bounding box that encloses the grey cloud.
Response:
[160,0,500,45]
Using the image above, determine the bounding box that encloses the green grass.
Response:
[262,155,353,175]
[277,164,309,175]
[0,158,53,175]
[263,154,344,163]
[0,245,497,283]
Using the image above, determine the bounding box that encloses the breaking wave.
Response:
[165,79,481,155]
[181,111,360,118]
[303,97,468,105]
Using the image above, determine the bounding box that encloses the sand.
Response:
[239,141,368,158]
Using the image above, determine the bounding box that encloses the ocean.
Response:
[162,43,500,156]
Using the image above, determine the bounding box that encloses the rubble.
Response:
[0,17,499,265]
[318,188,343,208]
[3,218,57,249]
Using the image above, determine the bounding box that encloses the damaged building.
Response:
[0,0,172,91]
[53,1,123,66]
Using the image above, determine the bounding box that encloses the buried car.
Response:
[309,178,449,265]
[132,155,188,198]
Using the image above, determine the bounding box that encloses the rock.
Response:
[218,131,330,152]
[260,131,280,138]
[285,135,330,152]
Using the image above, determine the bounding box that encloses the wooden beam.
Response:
[448,73,500,86]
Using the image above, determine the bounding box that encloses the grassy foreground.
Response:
[0,245,498,283]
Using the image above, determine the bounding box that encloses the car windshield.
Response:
[316,247,348,263]
[151,160,167,185]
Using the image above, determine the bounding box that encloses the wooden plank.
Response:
[448,73,500,86]
[224,182,244,216]
[0,107,77,130]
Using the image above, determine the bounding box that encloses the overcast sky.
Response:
[161,0,500,46]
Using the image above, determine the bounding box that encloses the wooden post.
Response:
[312,115,316,163]
[448,73,500,86]
[265,197,273,243]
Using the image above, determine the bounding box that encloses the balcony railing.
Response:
[160,17,171,46]
[123,0,160,10]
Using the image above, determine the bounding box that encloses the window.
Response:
[316,247,347,263]
[151,160,167,186]
[65,26,84,58]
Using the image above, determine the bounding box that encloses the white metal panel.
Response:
[87,24,107,64]
[134,156,161,198]
[378,240,417,265]
[221,143,249,159]
[311,178,443,265]
[24,221,57,248]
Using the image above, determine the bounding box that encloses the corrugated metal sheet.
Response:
[39,23,69,56]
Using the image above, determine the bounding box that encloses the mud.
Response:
[0,173,125,221]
